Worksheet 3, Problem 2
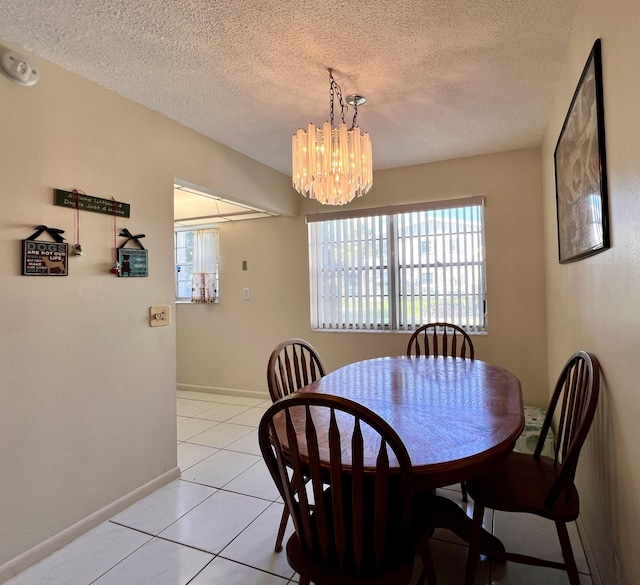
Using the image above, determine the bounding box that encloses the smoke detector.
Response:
[1,48,39,86]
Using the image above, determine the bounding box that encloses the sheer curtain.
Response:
[191,228,219,303]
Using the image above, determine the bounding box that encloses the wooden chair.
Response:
[406,322,474,360]
[464,351,601,585]
[259,392,437,585]
[267,338,326,402]
[407,322,474,500]
[267,338,326,551]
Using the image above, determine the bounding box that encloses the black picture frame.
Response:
[22,240,68,276]
[554,39,609,264]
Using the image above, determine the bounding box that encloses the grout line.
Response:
[213,503,295,580]
[177,480,280,504]
[135,532,218,557]
[184,557,217,585]
[85,529,157,585]
[212,552,295,581]
[189,415,256,426]
[108,485,220,535]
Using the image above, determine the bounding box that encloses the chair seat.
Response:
[286,534,418,585]
[466,452,580,522]
[285,489,435,584]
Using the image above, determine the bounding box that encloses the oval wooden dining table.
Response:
[295,355,525,551]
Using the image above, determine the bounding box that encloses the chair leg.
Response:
[556,520,581,585]
[274,505,290,552]
[420,541,439,585]
[464,501,485,585]
[461,481,468,502]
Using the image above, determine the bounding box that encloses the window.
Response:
[307,197,486,332]
[175,230,194,301]
[174,228,219,303]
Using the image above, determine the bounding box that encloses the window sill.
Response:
[175,299,219,304]
[311,328,488,335]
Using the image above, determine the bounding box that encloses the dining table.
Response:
[295,354,525,553]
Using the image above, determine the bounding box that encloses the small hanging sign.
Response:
[22,225,69,276]
[117,228,148,277]
[54,189,131,218]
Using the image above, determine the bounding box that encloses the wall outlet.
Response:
[242,288,250,300]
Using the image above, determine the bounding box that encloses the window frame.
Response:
[306,196,486,333]
[174,228,195,302]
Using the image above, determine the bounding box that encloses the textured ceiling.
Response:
[0,0,577,175]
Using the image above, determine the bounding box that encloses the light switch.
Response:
[150,305,171,327]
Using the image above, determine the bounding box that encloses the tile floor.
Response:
[7,390,594,585]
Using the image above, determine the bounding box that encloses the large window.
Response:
[307,197,486,332]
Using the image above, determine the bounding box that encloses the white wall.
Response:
[0,41,295,578]
[178,147,550,407]
[540,1,640,583]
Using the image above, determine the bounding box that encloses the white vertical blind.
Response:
[308,215,388,330]
[307,197,485,332]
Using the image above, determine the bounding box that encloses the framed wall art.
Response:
[117,229,148,277]
[554,39,609,264]
[22,225,68,276]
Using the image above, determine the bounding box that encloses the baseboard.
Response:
[177,383,268,400]
[576,515,602,585]
[0,467,180,583]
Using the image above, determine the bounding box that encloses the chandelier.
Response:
[292,69,373,206]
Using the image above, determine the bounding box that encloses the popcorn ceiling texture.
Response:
[0,0,578,173]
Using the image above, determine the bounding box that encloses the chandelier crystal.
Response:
[292,69,373,206]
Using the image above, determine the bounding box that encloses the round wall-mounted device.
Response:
[1,49,39,86]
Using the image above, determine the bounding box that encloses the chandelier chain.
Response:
[329,70,347,128]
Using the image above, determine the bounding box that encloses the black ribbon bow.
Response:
[118,228,146,250]
[27,225,66,243]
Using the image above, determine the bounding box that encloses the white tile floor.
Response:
[6,390,594,585]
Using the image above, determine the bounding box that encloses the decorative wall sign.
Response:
[117,228,148,277]
[22,225,68,276]
[554,39,609,263]
[54,189,131,218]
[117,248,148,277]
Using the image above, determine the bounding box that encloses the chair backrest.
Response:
[267,339,326,402]
[406,322,475,359]
[258,392,414,576]
[535,350,601,508]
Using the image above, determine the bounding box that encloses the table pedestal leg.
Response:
[431,495,505,555]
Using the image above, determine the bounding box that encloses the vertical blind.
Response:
[307,197,486,332]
